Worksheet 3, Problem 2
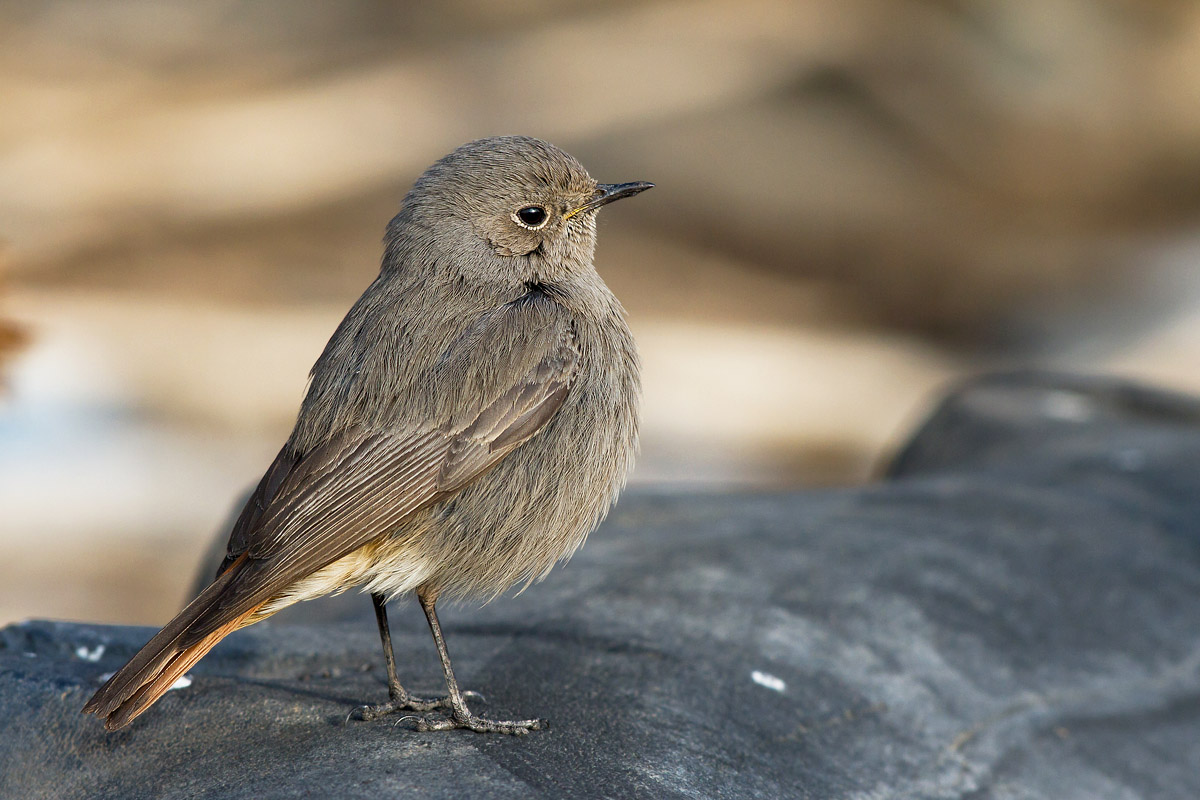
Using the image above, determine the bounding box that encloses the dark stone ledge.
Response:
[3,372,1200,799]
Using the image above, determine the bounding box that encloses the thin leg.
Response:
[414,586,544,735]
[354,593,453,720]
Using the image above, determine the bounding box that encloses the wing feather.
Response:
[192,303,579,639]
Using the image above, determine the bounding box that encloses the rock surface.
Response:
[3,372,1200,799]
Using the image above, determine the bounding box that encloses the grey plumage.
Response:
[83,136,650,734]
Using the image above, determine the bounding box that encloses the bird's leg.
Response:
[413,586,544,735]
[354,592,453,719]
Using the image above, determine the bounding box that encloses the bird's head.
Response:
[389,136,652,283]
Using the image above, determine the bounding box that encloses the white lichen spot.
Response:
[169,675,193,691]
[75,644,105,662]
[1041,391,1093,423]
[751,670,786,693]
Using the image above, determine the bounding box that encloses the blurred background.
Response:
[4,0,1200,627]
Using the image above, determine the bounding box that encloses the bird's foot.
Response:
[353,689,483,721]
[354,696,446,720]
[415,710,545,735]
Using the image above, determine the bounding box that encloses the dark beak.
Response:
[567,181,654,219]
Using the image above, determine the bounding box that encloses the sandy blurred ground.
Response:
[4,0,1200,626]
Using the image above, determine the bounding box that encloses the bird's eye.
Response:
[515,205,548,228]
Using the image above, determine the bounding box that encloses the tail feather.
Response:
[82,554,261,729]
[99,605,260,730]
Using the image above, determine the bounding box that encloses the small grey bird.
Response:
[83,136,650,735]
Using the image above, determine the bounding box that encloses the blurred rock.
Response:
[890,370,1200,482]
[0,323,21,369]
[0,267,24,384]
[3,371,1199,799]
[5,0,1200,335]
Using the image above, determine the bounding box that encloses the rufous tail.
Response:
[82,556,263,730]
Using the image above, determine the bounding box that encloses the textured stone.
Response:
[3,372,1200,799]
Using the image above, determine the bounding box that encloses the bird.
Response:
[82,136,651,735]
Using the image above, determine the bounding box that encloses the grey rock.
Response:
[3,371,1200,799]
